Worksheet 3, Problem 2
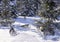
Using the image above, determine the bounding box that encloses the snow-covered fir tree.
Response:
[16,0,40,17]
[36,0,60,36]
[0,0,17,26]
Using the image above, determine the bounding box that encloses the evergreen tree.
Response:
[0,0,17,26]
[16,0,40,17]
[36,0,60,35]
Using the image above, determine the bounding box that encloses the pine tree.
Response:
[16,0,40,17]
[0,0,17,26]
[37,0,60,35]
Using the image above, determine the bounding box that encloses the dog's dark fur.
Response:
[9,27,15,33]
[9,26,16,36]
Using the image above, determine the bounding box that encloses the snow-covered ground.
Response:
[0,16,60,42]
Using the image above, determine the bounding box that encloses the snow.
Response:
[9,1,16,6]
[0,16,60,42]
[0,29,14,42]
[55,6,60,10]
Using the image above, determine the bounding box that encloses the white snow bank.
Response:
[0,16,60,42]
[0,29,14,42]
[0,29,60,42]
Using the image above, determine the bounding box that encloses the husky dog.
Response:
[9,26,17,36]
